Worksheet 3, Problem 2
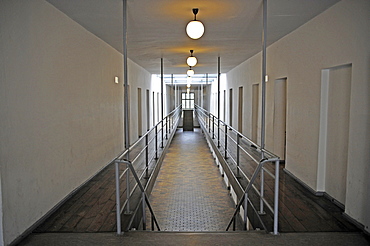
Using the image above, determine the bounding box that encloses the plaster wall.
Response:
[127,60,152,141]
[223,57,262,135]
[0,1,126,244]
[149,75,170,126]
[218,0,370,232]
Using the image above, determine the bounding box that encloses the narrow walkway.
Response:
[148,128,238,231]
[33,120,361,234]
[19,124,370,245]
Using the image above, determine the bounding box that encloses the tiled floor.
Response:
[148,128,239,231]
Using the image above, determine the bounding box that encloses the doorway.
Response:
[146,89,150,131]
[223,90,226,122]
[152,91,155,125]
[238,86,243,133]
[137,88,142,137]
[318,64,352,205]
[252,84,259,143]
[229,88,233,127]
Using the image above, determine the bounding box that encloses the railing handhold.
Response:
[194,104,280,234]
[114,105,181,234]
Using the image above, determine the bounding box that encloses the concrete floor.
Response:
[18,231,370,246]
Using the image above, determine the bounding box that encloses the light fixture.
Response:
[186,8,205,39]
[187,76,191,88]
[187,67,195,77]
[186,50,197,67]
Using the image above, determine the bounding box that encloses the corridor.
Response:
[148,128,238,231]
[33,119,361,234]
[19,123,369,245]
[21,115,367,245]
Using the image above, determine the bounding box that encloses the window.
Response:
[182,92,194,109]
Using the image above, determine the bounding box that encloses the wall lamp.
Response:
[186,8,205,39]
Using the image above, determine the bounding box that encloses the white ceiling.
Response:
[46,0,340,75]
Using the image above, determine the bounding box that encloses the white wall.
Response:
[128,60,152,140]
[215,0,370,233]
[210,74,228,121]
[150,75,171,126]
[0,1,126,244]
[0,1,158,244]
[223,57,262,135]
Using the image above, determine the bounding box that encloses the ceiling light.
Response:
[186,8,205,39]
[186,50,197,67]
[187,67,194,77]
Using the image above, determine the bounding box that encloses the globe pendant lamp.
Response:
[186,50,197,67]
[187,67,195,77]
[186,8,205,39]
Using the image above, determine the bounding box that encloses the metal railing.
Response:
[195,105,280,235]
[114,105,182,234]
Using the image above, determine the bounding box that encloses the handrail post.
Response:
[160,120,164,148]
[224,124,228,159]
[169,116,171,134]
[155,125,158,160]
[259,169,265,215]
[273,159,280,235]
[243,193,248,230]
[212,115,215,139]
[233,213,236,231]
[236,134,240,178]
[145,134,149,178]
[115,161,122,235]
[142,191,146,230]
[208,113,211,133]
[217,119,220,147]
[165,116,168,140]
[151,212,155,231]
[125,162,131,214]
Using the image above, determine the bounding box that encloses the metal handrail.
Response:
[116,160,161,231]
[117,105,182,160]
[194,105,280,235]
[196,105,278,159]
[115,105,182,234]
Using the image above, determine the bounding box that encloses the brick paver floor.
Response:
[148,128,238,231]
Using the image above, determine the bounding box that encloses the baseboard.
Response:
[283,168,348,210]
[283,168,324,196]
[342,213,366,233]
[322,192,345,210]
[283,168,370,235]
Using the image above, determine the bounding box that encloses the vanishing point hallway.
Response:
[148,128,238,231]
